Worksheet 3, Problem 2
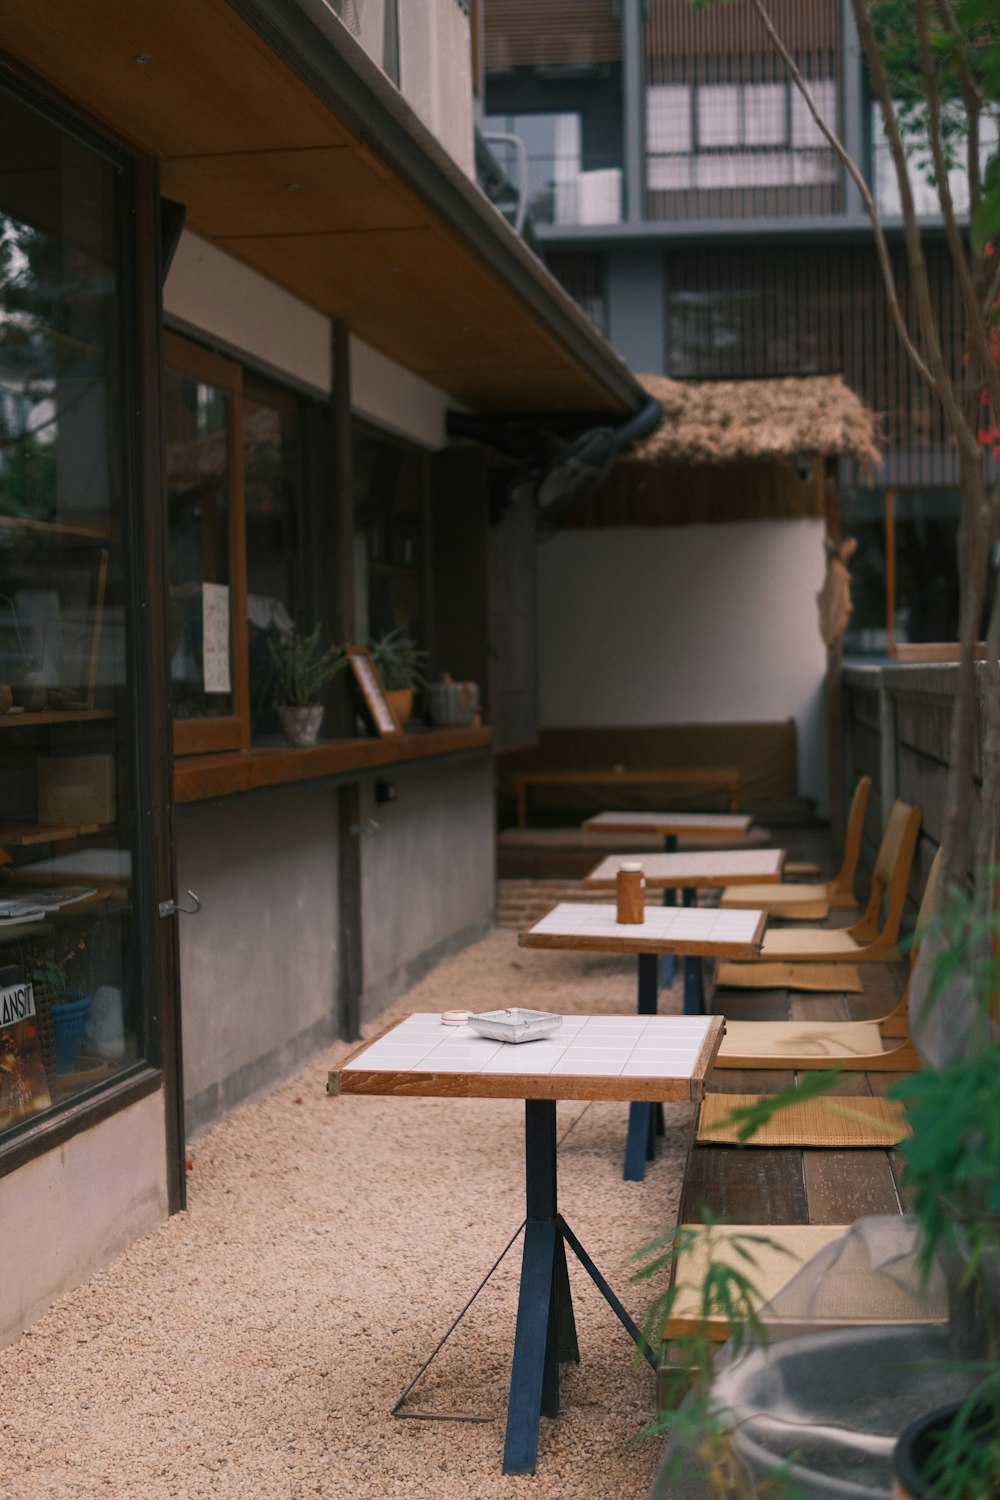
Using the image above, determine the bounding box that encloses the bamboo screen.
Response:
[545,251,608,337]
[644,0,842,221]
[483,0,621,68]
[666,241,965,486]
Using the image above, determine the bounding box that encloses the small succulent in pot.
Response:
[269,625,346,706]
[268,625,346,747]
[369,630,427,692]
[369,629,427,727]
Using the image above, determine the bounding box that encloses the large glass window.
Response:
[0,84,146,1136]
[841,487,987,656]
[165,334,321,748]
[352,423,426,649]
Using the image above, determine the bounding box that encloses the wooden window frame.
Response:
[164,331,250,756]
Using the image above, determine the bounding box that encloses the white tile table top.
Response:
[519,902,766,957]
[583,811,753,836]
[330,1011,724,1103]
[583,849,785,889]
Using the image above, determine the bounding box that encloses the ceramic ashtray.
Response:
[467,1008,563,1044]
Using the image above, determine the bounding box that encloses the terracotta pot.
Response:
[277,704,324,747]
[0,683,12,714]
[385,687,413,728]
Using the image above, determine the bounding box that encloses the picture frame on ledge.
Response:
[346,645,402,737]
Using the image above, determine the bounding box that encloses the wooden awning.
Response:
[0,0,642,417]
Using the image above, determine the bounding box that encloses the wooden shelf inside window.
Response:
[174,724,492,803]
[0,514,115,543]
[0,710,114,730]
[0,821,109,846]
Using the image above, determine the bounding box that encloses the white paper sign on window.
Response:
[202,582,231,695]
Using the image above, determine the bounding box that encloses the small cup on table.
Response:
[616,861,645,924]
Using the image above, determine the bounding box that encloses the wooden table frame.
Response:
[514,767,742,827]
[329,1012,724,1476]
[519,905,765,1180]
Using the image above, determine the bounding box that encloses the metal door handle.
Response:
[158,890,202,918]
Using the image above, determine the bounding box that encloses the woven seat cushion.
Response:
[697,1091,910,1146]
[663,1224,849,1340]
[760,927,861,959]
[721,880,829,905]
[716,960,864,992]
[719,1019,883,1058]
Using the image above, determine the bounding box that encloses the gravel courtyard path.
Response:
[4,929,695,1500]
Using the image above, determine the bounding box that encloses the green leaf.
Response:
[972,187,1000,256]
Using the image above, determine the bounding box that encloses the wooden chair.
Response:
[719,776,871,918]
[715,848,942,1072]
[717,799,921,979]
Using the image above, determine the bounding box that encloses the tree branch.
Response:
[933,0,983,212]
[917,0,1000,422]
[850,0,982,460]
[744,0,933,391]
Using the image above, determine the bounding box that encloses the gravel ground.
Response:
[3,929,695,1500]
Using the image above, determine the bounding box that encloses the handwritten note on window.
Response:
[202,582,231,695]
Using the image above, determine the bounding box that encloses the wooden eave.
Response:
[0,0,640,416]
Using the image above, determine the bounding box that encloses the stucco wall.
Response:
[399,0,475,178]
[536,520,829,811]
[0,1091,168,1346]
[176,787,341,1135]
[176,755,495,1126]
[358,754,495,1020]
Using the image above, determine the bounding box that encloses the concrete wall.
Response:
[176,786,342,1136]
[176,754,495,1129]
[537,520,829,811]
[844,661,987,906]
[0,1091,168,1346]
[357,754,495,1021]
[399,0,475,177]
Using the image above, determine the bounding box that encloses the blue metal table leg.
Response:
[658,834,677,986]
[503,1100,579,1476]
[680,886,705,1014]
[624,953,661,1181]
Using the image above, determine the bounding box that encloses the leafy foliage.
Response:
[369,628,427,691]
[268,625,346,706]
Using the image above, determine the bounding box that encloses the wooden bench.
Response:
[513,765,742,826]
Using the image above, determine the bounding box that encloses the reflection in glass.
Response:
[0,84,143,1135]
[165,370,233,719]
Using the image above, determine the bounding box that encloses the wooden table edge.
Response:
[330,1068,715,1103]
[518,930,766,959]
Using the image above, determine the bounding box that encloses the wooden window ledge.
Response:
[174,724,493,804]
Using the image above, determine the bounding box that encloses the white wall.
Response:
[537,520,829,810]
[399,0,475,177]
[164,233,453,449]
[0,1091,168,1346]
[164,233,331,393]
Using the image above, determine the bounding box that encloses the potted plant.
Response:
[369,628,426,728]
[32,936,90,1075]
[268,625,346,747]
[886,878,1000,1499]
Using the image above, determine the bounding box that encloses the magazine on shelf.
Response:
[0,885,97,914]
[0,966,52,1126]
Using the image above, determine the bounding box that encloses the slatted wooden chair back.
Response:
[850,801,922,945]
[830,776,872,899]
[907,848,944,967]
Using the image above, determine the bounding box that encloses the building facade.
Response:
[483,0,991,684]
[0,0,646,1344]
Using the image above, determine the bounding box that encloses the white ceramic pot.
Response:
[277,704,324,747]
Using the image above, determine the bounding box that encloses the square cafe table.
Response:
[582,812,757,987]
[328,1010,724,1476]
[519,903,766,1181]
[582,848,784,1015]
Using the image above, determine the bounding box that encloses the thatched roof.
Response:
[629,374,882,468]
